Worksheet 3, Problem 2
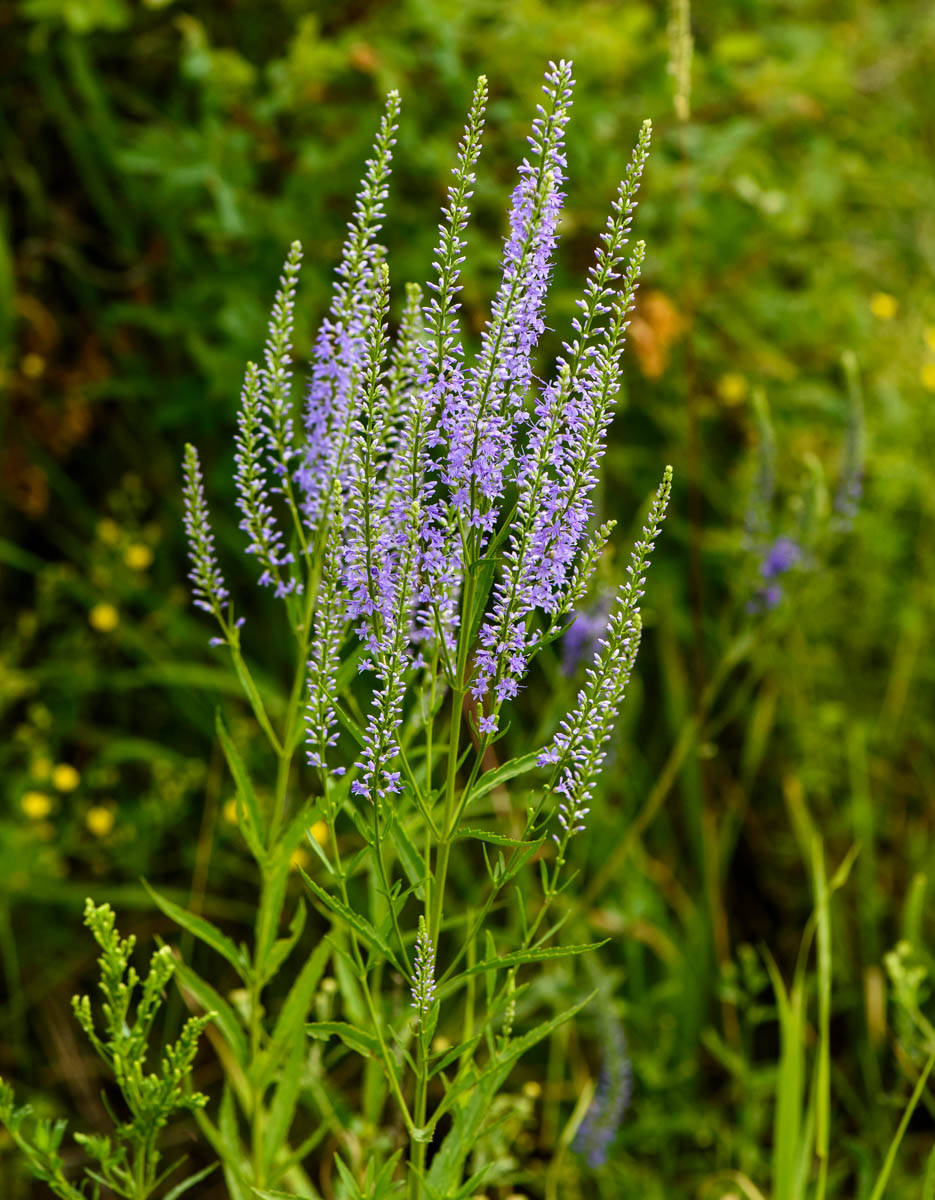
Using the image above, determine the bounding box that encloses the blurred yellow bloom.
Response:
[21,353,46,379]
[86,807,115,837]
[309,819,329,846]
[870,292,897,320]
[97,518,121,545]
[89,603,119,632]
[290,846,311,871]
[925,327,935,352]
[717,372,748,404]
[31,756,52,782]
[432,1034,451,1053]
[522,1080,542,1099]
[124,543,153,570]
[52,763,80,792]
[21,791,52,819]
[222,797,239,824]
[921,363,935,392]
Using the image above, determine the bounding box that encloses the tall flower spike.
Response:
[299,91,402,531]
[181,444,229,622]
[411,74,489,658]
[260,240,303,493]
[350,499,422,806]
[342,262,395,652]
[234,362,297,598]
[307,484,349,774]
[469,124,653,708]
[411,916,437,1023]
[539,467,673,851]
[447,61,574,537]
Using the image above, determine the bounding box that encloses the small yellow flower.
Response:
[432,1034,452,1054]
[309,819,329,846]
[21,353,46,379]
[870,292,897,320]
[717,372,748,404]
[31,756,52,782]
[97,518,121,545]
[522,1080,542,1100]
[52,763,80,792]
[89,603,119,632]
[290,846,310,872]
[921,362,935,392]
[124,543,154,571]
[86,806,115,837]
[222,797,239,824]
[925,327,935,352]
[21,791,52,819]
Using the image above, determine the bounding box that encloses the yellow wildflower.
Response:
[124,543,153,570]
[309,819,329,846]
[21,353,46,379]
[97,518,121,545]
[522,1080,542,1099]
[86,806,115,837]
[869,292,897,320]
[290,846,311,872]
[921,363,935,392]
[52,763,80,792]
[21,791,52,819]
[222,797,239,824]
[89,603,119,632]
[717,372,748,404]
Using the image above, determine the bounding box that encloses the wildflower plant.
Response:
[0,901,213,1200]
[7,63,670,1197]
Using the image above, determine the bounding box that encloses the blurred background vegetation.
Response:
[2,0,934,1196]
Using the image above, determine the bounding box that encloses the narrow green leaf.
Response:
[216,711,267,851]
[144,882,248,979]
[257,939,331,1092]
[387,814,427,898]
[299,870,402,972]
[261,899,307,987]
[445,942,606,991]
[169,952,246,1065]
[467,751,541,805]
[307,1021,380,1057]
[163,1164,218,1200]
[262,1032,304,1177]
[454,827,543,849]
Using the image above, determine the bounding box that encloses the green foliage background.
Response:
[2,0,934,1196]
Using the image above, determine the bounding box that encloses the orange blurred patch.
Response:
[629,290,685,379]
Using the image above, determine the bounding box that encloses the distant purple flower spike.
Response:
[574,1011,632,1168]
[760,536,802,579]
